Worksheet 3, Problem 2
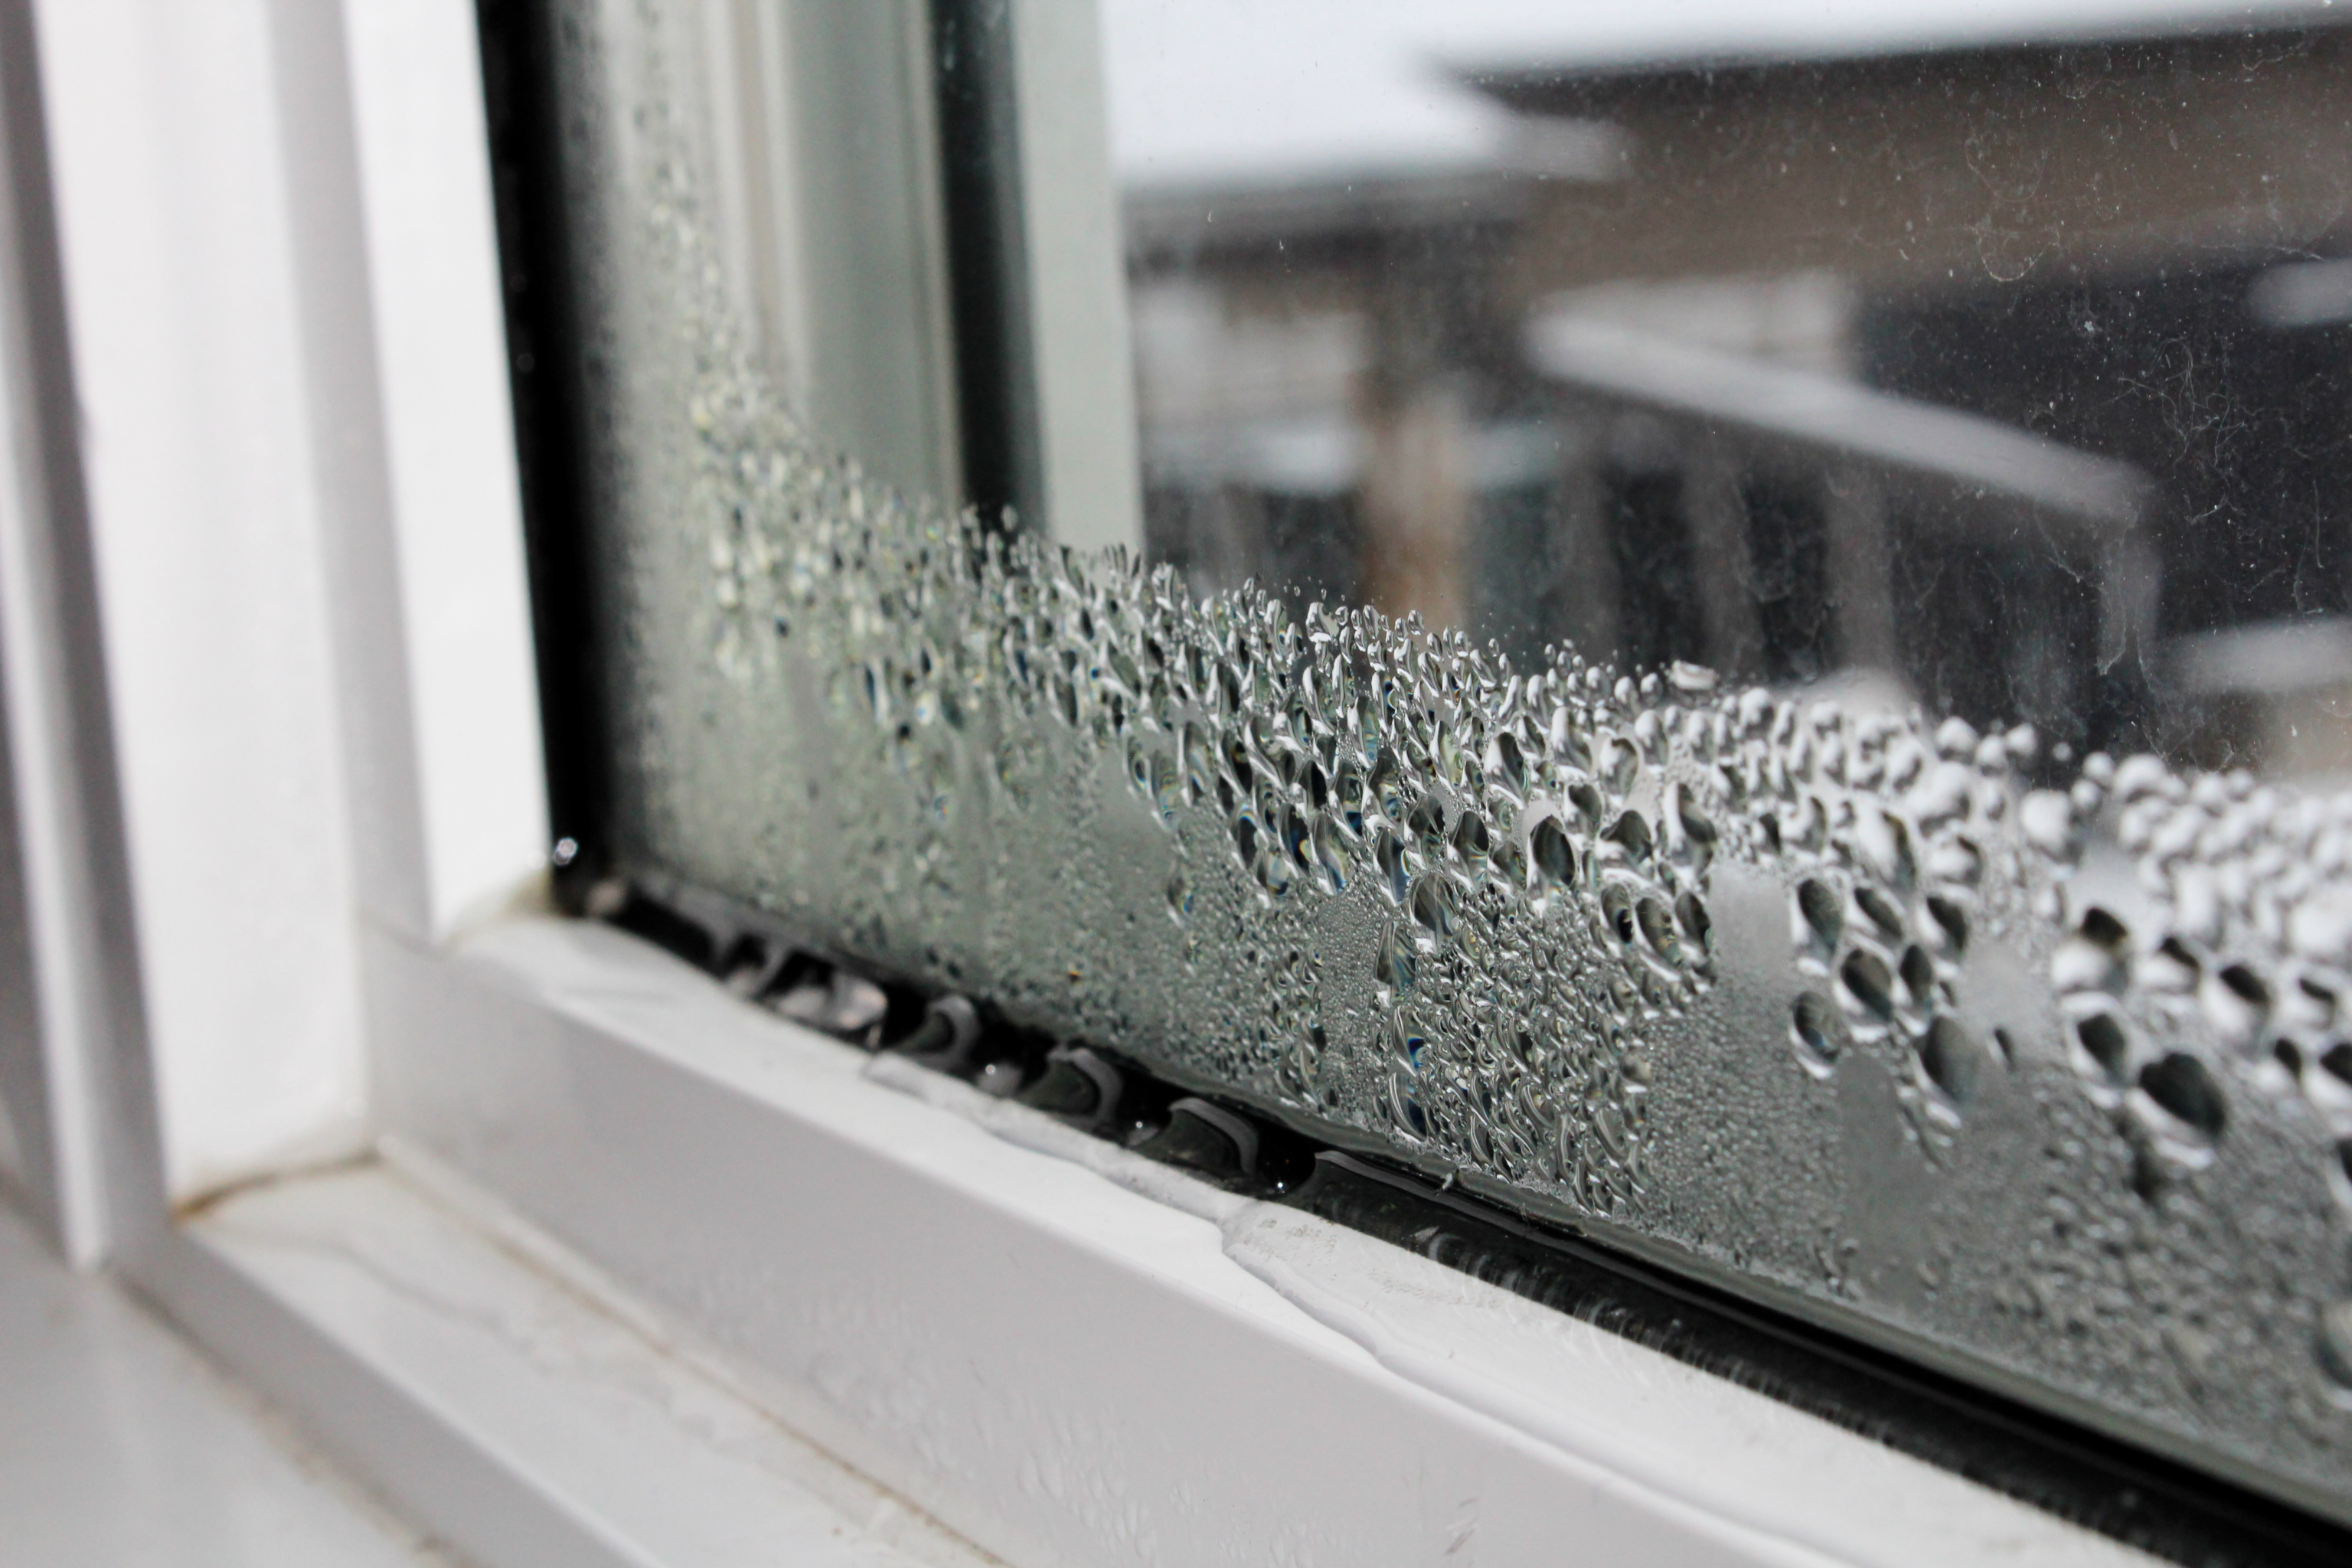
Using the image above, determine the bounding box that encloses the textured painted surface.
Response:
[0,1196,447,1568]
[383,917,2158,1566]
[196,1160,998,1568]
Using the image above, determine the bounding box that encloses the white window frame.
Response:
[0,2,2171,1563]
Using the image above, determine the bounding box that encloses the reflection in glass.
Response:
[1106,0,2352,779]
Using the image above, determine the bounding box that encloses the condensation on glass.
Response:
[538,0,2352,1527]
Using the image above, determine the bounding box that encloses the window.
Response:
[479,0,2352,1544]
[7,1,2352,1563]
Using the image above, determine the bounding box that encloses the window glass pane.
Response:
[1109,0,2352,779]
[518,0,2352,1529]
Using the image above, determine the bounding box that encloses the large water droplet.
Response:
[1602,737,1640,795]
[1150,746,1182,825]
[1374,828,1410,903]
[1257,837,1295,897]
[2019,789,2078,861]
[1924,894,1969,955]
[2138,1052,2227,1142]
[1796,877,1843,952]
[1601,883,1638,944]
[2317,1300,2352,1397]
[1899,945,1936,1006]
[1408,794,1448,861]
[2203,965,2271,1051]
[1675,891,1712,954]
[1855,885,1906,941]
[1376,923,1418,996]
[1854,808,1916,890]
[1840,949,1896,1021]
[1491,729,1527,795]
[1280,805,1312,874]
[1602,809,1653,865]
[1792,991,1843,1078]
[1181,721,1213,800]
[2074,1011,2133,1086]
[1530,815,1576,891]
[1312,812,1348,893]
[1676,785,1718,853]
[1635,896,1682,964]
[1411,873,1460,939]
[1918,1016,1978,1104]
[1453,808,1492,873]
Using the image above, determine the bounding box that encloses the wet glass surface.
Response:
[519,0,2352,1530]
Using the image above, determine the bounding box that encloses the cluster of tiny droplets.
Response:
[612,4,2352,1478]
[702,385,2352,1362]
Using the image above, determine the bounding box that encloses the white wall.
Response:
[22,0,544,1207]
[339,0,547,942]
[31,0,371,1201]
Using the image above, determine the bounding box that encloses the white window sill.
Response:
[147,914,2153,1568]
[0,1189,443,1567]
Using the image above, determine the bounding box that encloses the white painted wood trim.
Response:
[338,0,548,941]
[0,0,110,1260]
[338,914,2149,1568]
[17,0,547,1209]
[1008,0,1144,554]
[164,1158,995,1568]
[30,0,372,1201]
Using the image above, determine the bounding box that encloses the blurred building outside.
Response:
[1110,2,2352,781]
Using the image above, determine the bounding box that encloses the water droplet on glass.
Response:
[1840,949,1896,1021]
[1411,873,1459,940]
[2074,1011,2134,1087]
[1796,877,1843,952]
[2203,964,2271,1051]
[1376,923,1418,997]
[2020,790,2078,861]
[1312,812,1348,893]
[1668,660,1718,695]
[1530,815,1576,892]
[1924,894,1969,955]
[1899,944,1936,1005]
[1792,991,1844,1079]
[1918,1016,1978,1105]
[1374,828,1410,904]
[1635,896,1681,963]
[1452,809,1492,873]
[2137,1052,2228,1143]
[1856,884,1907,941]
[1149,747,1182,825]
[1602,809,1653,865]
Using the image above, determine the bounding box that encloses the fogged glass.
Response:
[534,0,2352,1530]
